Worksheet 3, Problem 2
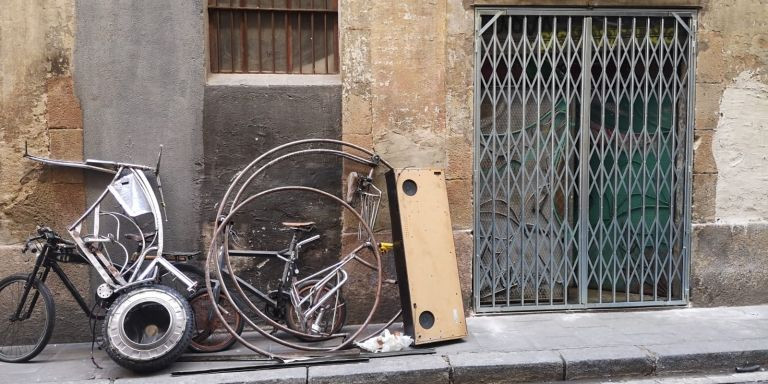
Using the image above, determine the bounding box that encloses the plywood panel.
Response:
[386,168,467,344]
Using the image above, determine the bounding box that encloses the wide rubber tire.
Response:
[0,274,55,363]
[102,284,193,373]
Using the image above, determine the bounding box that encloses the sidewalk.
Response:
[3,305,768,384]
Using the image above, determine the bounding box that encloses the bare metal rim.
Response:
[204,186,383,358]
[213,138,394,232]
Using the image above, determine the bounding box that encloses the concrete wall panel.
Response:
[74,0,205,251]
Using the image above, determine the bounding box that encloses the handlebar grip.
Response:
[22,235,45,253]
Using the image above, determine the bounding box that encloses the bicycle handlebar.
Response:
[296,234,321,250]
[24,226,74,248]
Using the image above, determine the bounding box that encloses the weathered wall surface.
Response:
[74,0,205,251]
[340,0,475,311]
[200,80,391,320]
[200,80,344,239]
[0,0,91,342]
[712,72,768,222]
[690,0,768,307]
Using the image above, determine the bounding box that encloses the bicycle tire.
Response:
[0,273,55,363]
[284,280,347,342]
[188,290,244,352]
[166,263,244,353]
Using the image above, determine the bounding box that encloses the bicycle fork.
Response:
[12,246,51,322]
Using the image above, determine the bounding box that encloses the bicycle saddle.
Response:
[281,221,315,231]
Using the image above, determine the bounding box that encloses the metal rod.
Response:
[324,6,328,73]
[311,9,315,73]
[230,5,236,72]
[241,0,248,72]
[333,5,339,72]
[578,16,592,306]
[286,1,292,73]
[298,11,302,73]
[210,8,220,72]
[208,5,337,13]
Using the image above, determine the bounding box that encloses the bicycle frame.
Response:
[23,151,197,297]
[14,236,103,321]
[219,225,373,330]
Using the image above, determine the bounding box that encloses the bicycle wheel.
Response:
[285,280,347,341]
[188,291,244,352]
[164,263,244,353]
[208,186,382,354]
[0,273,55,363]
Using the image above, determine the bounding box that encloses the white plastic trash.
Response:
[355,329,414,353]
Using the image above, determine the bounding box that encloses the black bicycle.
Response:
[0,226,103,362]
[0,225,204,365]
[168,220,350,353]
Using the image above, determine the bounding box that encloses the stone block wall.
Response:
[0,0,91,342]
[340,0,475,312]
[689,0,768,306]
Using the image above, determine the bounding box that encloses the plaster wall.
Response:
[0,0,90,342]
[74,0,205,251]
[712,72,768,223]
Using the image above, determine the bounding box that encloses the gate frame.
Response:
[472,7,697,313]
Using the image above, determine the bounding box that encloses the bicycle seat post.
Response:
[281,221,315,248]
[280,221,317,268]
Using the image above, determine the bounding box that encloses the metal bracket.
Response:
[477,11,504,36]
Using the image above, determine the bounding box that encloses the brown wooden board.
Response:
[386,169,467,345]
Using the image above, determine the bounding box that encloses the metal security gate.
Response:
[474,9,695,312]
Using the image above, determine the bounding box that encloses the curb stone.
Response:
[448,350,563,383]
[307,355,449,384]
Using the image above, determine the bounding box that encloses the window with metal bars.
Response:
[208,0,339,74]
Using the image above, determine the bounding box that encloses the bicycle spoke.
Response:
[0,277,51,362]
